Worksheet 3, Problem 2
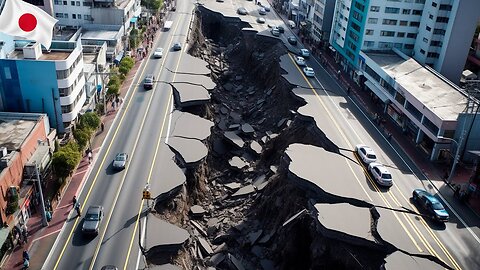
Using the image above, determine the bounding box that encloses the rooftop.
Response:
[8,50,70,61]
[0,117,37,151]
[81,29,121,41]
[366,52,468,121]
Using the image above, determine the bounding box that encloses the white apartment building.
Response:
[312,0,335,42]
[329,0,480,84]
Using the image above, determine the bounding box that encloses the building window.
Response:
[380,31,395,37]
[83,1,92,6]
[431,2,437,7]
[394,43,402,48]
[420,49,425,54]
[383,19,397,25]
[365,29,374,35]
[63,0,67,4]
[385,7,400,14]
[78,14,81,19]
[364,41,374,47]
[351,22,361,32]
[436,17,449,23]
[430,40,442,47]
[412,9,423,15]
[365,65,381,82]
[368,18,378,24]
[406,101,422,121]
[352,11,362,21]
[397,32,405,37]
[64,13,68,18]
[439,4,452,11]
[402,9,411,14]
[407,33,417,38]
[349,31,359,41]
[55,13,63,18]
[404,44,414,49]
[399,20,408,26]
[410,21,420,27]
[84,14,92,20]
[423,117,439,136]
[433,28,446,35]
[4,67,12,79]
[54,0,62,4]
[394,92,406,105]
[426,26,431,31]
[346,50,355,61]
[354,2,365,12]
[370,6,380,12]
[72,14,76,19]
[70,1,74,5]
[379,42,393,48]
[423,37,428,43]
[427,52,440,58]
[76,1,80,5]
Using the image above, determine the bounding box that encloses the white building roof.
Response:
[367,53,469,121]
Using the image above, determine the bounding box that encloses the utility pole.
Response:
[34,162,49,227]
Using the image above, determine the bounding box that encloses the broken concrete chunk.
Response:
[214,242,228,253]
[207,218,220,235]
[282,209,308,227]
[217,118,227,130]
[258,231,275,244]
[258,118,266,125]
[209,253,226,266]
[256,99,265,105]
[270,165,278,174]
[224,131,245,148]
[223,83,233,92]
[241,123,254,134]
[232,184,256,198]
[277,118,288,128]
[261,136,268,144]
[250,141,262,154]
[286,120,292,127]
[225,182,241,191]
[253,174,266,187]
[229,156,249,170]
[145,218,189,250]
[220,107,228,115]
[228,254,246,270]
[256,180,269,191]
[198,237,214,256]
[266,89,273,96]
[167,137,208,166]
[247,230,263,245]
[190,205,206,217]
[230,112,242,123]
[190,220,208,237]
[228,124,240,130]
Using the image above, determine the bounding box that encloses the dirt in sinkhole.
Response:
[147,6,392,270]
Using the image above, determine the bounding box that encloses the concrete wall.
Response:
[0,115,48,224]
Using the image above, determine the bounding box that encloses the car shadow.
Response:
[409,198,447,231]
[105,163,121,176]
[71,219,97,246]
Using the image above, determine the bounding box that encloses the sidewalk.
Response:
[1,59,143,270]
[269,2,480,217]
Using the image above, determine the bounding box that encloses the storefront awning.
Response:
[365,81,390,103]
[130,17,138,23]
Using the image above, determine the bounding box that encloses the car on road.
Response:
[101,266,118,270]
[412,189,449,222]
[355,144,377,164]
[368,162,393,187]
[295,56,306,66]
[153,47,163,58]
[259,8,266,15]
[237,7,248,15]
[256,17,266,24]
[143,74,154,90]
[300,48,310,58]
[271,27,280,37]
[172,43,182,51]
[277,26,285,33]
[263,6,271,12]
[112,152,128,170]
[82,205,104,235]
[303,67,315,77]
[287,36,297,45]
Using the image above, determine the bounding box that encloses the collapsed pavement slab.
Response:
[285,143,371,204]
[383,251,445,270]
[167,136,209,166]
[279,54,310,89]
[150,147,186,202]
[172,82,211,108]
[169,110,214,140]
[224,131,245,148]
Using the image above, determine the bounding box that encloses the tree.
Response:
[52,142,81,178]
[73,128,90,150]
[141,0,163,11]
[79,112,101,130]
[107,74,121,97]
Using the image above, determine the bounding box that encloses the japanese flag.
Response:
[0,0,58,49]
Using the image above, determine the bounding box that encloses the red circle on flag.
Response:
[18,13,37,32]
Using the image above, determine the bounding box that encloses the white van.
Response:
[288,20,296,28]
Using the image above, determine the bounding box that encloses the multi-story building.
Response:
[330,0,480,84]
[360,48,480,161]
[0,39,86,133]
[312,0,335,42]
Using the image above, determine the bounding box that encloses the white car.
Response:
[300,49,310,57]
[295,56,306,66]
[303,67,315,77]
[355,144,377,164]
[153,48,163,58]
[368,162,393,187]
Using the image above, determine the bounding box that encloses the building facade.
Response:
[0,39,86,133]
[329,0,480,84]
[312,0,335,42]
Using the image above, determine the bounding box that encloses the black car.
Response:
[287,36,297,45]
[173,42,182,51]
[412,189,449,222]
[237,7,248,15]
[82,205,104,235]
[277,26,285,33]
[143,74,154,90]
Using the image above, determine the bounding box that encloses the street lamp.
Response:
[438,136,460,184]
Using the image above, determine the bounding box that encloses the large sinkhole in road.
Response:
[146,5,451,270]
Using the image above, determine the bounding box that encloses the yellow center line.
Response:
[53,35,151,270]
[122,15,191,270]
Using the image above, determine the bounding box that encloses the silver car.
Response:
[82,205,104,235]
[355,144,377,164]
[112,153,128,170]
[368,162,393,187]
[303,67,315,77]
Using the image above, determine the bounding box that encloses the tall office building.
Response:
[330,0,480,83]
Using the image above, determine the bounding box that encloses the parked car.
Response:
[143,74,154,90]
[172,43,182,51]
[355,144,377,164]
[259,8,266,15]
[82,205,104,235]
[263,6,271,12]
[368,162,393,187]
[271,27,280,37]
[256,17,266,24]
[303,67,315,77]
[295,56,306,66]
[153,47,163,58]
[287,36,297,45]
[300,48,310,58]
[112,152,128,170]
[412,189,449,222]
[237,7,248,15]
[277,26,285,33]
